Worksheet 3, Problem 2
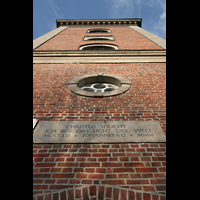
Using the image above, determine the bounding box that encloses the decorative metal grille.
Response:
[81,83,119,93]
[83,36,114,41]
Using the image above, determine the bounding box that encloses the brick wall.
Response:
[33,186,166,200]
[33,62,166,199]
[35,27,163,51]
[33,143,166,200]
[33,63,166,133]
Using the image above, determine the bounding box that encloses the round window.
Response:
[81,83,119,93]
[67,74,131,97]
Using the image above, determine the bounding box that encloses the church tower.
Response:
[33,19,166,200]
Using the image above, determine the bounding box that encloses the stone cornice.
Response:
[33,50,166,63]
[56,18,142,28]
[33,50,165,57]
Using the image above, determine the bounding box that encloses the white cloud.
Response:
[152,0,166,39]
[104,0,134,18]
[136,0,166,39]
[44,0,64,31]
[104,0,166,39]
[48,20,57,31]
[46,0,64,19]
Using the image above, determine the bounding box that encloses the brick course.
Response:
[35,27,163,51]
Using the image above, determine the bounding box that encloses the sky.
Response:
[33,0,166,40]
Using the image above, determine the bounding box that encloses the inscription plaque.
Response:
[33,121,166,143]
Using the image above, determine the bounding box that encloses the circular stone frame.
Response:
[67,74,131,97]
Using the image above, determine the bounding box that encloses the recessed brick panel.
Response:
[35,26,162,50]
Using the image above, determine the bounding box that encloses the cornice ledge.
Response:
[33,50,166,57]
[56,18,142,28]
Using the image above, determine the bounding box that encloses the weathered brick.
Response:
[127,180,149,184]
[62,168,73,172]
[83,187,89,199]
[128,191,135,200]
[57,163,78,167]
[33,185,48,190]
[52,173,75,178]
[123,162,144,167]
[150,179,166,184]
[72,153,91,157]
[106,187,112,198]
[156,185,166,191]
[68,190,74,200]
[136,192,142,200]
[33,174,51,178]
[121,189,127,200]
[136,168,158,173]
[92,153,111,157]
[101,180,125,185]
[90,185,96,196]
[102,162,122,167]
[147,148,166,152]
[80,163,100,167]
[96,168,106,173]
[113,188,119,200]
[88,174,104,179]
[50,153,70,157]
[113,168,135,173]
[152,157,166,161]
[98,186,104,199]
[75,189,81,199]
[35,163,56,167]
[143,193,151,200]
[82,180,92,184]
[33,153,50,158]
[76,173,87,178]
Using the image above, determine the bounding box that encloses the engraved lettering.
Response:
[43,134,70,137]
[137,133,154,137]
[134,129,142,132]
[83,133,115,137]
[76,129,89,133]
[93,129,111,133]
[100,125,125,129]
[45,129,56,133]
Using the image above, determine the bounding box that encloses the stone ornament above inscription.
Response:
[33,121,166,143]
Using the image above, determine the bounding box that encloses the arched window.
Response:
[87,29,110,34]
[79,44,118,50]
[83,36,114,41]
[86,37,111,41]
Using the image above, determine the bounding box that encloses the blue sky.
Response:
[33,0,166,40]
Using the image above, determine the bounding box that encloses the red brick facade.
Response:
[33,22,166,200]
[33,63,166,133]
[35,27,163,51]
[33,144,166,200]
